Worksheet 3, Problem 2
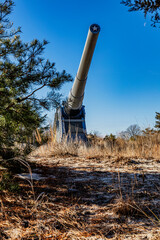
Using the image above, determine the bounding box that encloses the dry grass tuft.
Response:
[113,197,142,217]
[31,138,79,158]
[31,128,160,160]
[78,144,105,159]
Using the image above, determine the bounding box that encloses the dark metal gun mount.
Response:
[54,24,100,142]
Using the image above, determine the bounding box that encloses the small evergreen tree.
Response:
[104,133,116,143]
[155,112,160,130]
[142,127,156,136]
[0,0,72,155]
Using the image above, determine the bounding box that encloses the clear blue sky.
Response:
[12,0,160,136]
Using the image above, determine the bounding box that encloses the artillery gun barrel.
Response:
[54,24,100,142]
[65,24,100,114]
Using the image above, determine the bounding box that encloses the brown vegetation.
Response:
[32,129,160,160]
[0,131,160,239]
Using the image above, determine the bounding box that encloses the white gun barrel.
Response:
[66,24,100,113]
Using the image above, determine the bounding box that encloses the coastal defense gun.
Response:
[54,24,100,142]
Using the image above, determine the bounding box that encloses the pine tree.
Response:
[121,0,160,27]
[0,0,72,155]
[155,112,160,130]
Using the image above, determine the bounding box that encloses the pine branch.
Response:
[5,84,46,110]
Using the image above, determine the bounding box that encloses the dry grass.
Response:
[0,155,160,239]
[31,129,160,161]
[1,129,160,239]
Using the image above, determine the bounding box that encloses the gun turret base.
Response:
[54,106,87,142]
